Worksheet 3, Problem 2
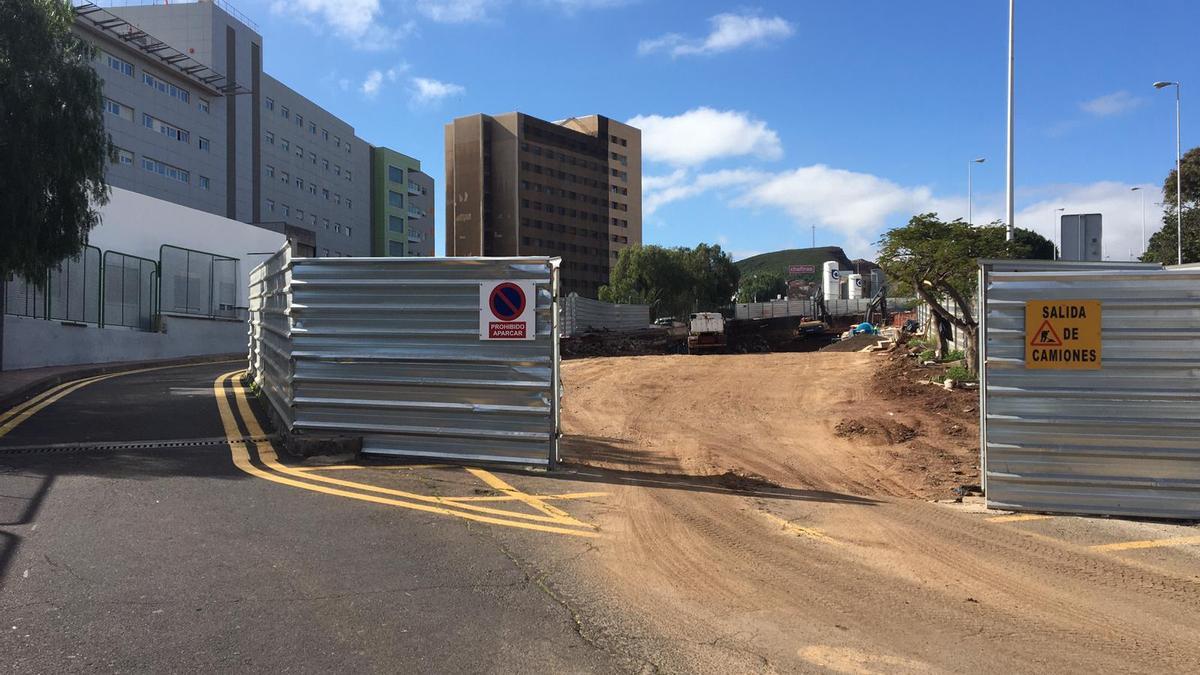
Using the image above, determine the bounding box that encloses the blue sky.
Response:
[233,0,1196,260]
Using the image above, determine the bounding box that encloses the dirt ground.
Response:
[562,351,974,499]
[543,352,1200,673]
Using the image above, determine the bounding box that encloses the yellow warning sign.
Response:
[1025,300,1101,369]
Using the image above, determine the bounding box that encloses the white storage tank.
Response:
[822,261,841,301]
[847,273,864,300]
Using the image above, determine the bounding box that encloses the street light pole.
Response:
[1132,186,1146,256]
[1005,0,1015,241]
[968,157,985,224]
[1154,81,1182,264]
[1054,207,1065,260]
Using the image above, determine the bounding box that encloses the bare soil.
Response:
[545,352,1200,673]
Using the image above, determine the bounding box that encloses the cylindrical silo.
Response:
[847,273,864,300]
[822,261,840,301]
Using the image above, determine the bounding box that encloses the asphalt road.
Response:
[0,362,620,673]
[2,358,1199,674]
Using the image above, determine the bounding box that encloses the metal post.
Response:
[1175,83,1183,265]
[1005,0,1015,241]
[968,161,973,225]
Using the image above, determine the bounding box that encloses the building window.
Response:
[142,113,189,143]
[323,218,330,229]
[103,51,133,77]
[295,177,303,189]
[295,144,303,158]
[198,137,210,152]
[103,98,133,122]
[297,208,304,220]
[265,97,274,111]
[334,193,341,204]
[323,248,330,257]
[310,214,317,225]
[388,215,404,232]
[322,188,329,200]
[334,135,341,147]
[322,159,329,171]
[321,129,329,141]
[345,170,352,182]
[280,171,289,183]
[266,165,275,178]
[198,98,210,114]
[142,72,189,103]
[309,151,316,165]
[113,147,134,166]
[281,106,290,119]
[388,165,404,183]
[345,143,350,154]
[346,198,352,209]
[141,157,189,184]
[345,226,352,237]
[281,204,290,217]
[388,241,404,256]
[308,183,316,195]
[281,138,289,152]
[296,114,303,127]
[388,191,403,208]
[309,122,316,135]
[199,175,210,190]
[265,131,274,145]
[334,223,341,233]
[266,199,275,213]
[334,164,341,176]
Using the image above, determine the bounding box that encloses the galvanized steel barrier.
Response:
[248,248,562,466]
[979,260,1200,519]
[560,293,649,336]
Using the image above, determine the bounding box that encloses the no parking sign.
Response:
[480,280,536,340]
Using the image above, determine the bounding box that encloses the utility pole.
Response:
[1005,0,1016,241]
[811,225,815,249]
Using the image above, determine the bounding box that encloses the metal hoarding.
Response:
[979,259,1200,518]
[248,247,561,466]
[560,293,650,336]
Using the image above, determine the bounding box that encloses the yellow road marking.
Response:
[217,373,598,537]
[760,511,831,542]
[466,467,593,529]
[227,378,585,527]
[0,360,241,440]
[1090,535,1200,552]
[443,491,609,503]
[293,464,447,472]
[987,513,1054,523]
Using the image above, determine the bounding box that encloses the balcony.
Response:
[407,182,426,196]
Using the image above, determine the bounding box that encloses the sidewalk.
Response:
[0,354,244,412]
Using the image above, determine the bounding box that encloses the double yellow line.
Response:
[213,371,601,538]
[0,360,240,441]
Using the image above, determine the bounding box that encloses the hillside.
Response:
[734,246,855,278]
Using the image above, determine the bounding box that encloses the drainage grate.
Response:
[0,435,277,456]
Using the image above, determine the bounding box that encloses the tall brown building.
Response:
[445,112,641,297]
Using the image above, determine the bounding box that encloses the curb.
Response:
[0,353,244,413]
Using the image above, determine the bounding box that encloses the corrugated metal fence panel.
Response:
[734,298,901,320]
[560,293,649,336]
[248,252,561,466]
[982,267,1200,519]
[248,246,295,428]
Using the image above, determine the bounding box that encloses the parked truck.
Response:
[687,312,727,354]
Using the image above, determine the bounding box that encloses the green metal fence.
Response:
[158,245,239,319]
[102,251,159,330]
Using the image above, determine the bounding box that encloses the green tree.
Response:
[737,271,787,303]
[600,243,739,319]
[1,0,111,280]
[876,215,1048,374]
[1141,146,1200,265]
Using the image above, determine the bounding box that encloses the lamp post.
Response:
[1153,81,1182,264]
[1053,207,1065,259]
[1131,186,1146,256]
[1005,0,1015,241]
[968,157,986,224]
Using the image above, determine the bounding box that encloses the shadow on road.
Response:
[0,470,55,589]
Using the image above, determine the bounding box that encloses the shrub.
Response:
[943,365,976,383]
[918,348,936,362]
[943,349,965,362]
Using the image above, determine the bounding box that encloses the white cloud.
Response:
[410,77,466,104]
[271,0,413,50]
[639,12,794,57]
[629,108,783,167]
[1080,90,1144,117]
[644,168,767,215]
[359,64,409,98]
[417,0,502,22]
[1011,182,1159,261]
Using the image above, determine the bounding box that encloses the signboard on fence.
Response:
[480,280,536,340]
[788,264,816,275]
[1024,299,1101,369]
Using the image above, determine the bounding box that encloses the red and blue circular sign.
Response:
[488,282,527,322]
